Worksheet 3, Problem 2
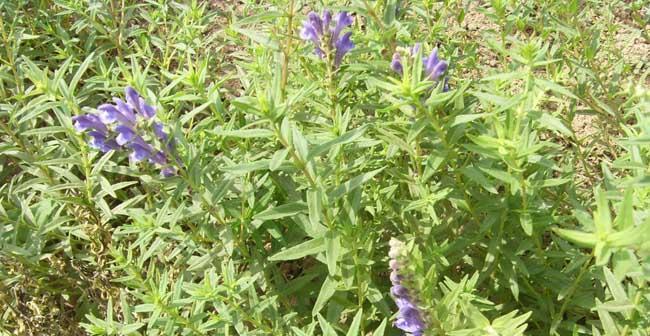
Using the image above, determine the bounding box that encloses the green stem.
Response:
[280,0,295,96]
[0,14,22,94]
[550,254,593,334]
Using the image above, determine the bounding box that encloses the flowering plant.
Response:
[2,2,648,336]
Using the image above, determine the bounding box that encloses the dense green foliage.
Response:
[1,0,649,335]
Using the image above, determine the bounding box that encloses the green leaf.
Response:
[461,166,498,194]
[451,113,489,127]
[553,228,597,247]
[603,267,628,302]
[607,226,645,248]
[21,126,66,136]
[479,167,519,188]
[308,126,368,160]
[461,300,490,328]
[520,212,533,236]
[481,71,526,81]
[120,322,144,334]
[269,148,288,171]
[91,150,115,176]
[596,299,621,336]
[293,128,310,161]
[307,189,324,230]
[470,91,509,106]
[313,277,338,316]
[70,52,94,93]
[538,113,573,137]
[215,128,274,138]
[328,168,384,200]
[325,230,340,276]
[254,202,308,221]
[594,241,613,266]
[180,101,212,125]
[615,189,634,230]
[540,178,571,188]
[232,27,279,49]
[317,313,338,336]
[221,160,271,174]
[346,309,363,336]
[268,237,326,261]
[594,188,612,235]
[373,319,387,336]
[535,78,578,100]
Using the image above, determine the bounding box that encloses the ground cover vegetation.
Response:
[0,0,649,335]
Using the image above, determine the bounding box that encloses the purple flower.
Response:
[150,150,167,165]
[113,98,137,125]
[160,166,176,177]
[391,52,403,74]
[334,32,354,67]
[395,305,426,336]
[300,10,354,67]
[390,44,449,92]
[331,12,353,43]
[389,238,426,336]
[128,142,152,163]
[140,98,156,119]
[424,48,447,81]
[87,131,118,152]
[98,104,132,125]
[391,284,409,297]
[72,114,108,133]
[411,43,421,56]
[72,86,179,177]
[115,125,136,145]
[125,86,156,119]
[153,122,169,143]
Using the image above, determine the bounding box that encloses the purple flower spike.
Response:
[391,52,403,74]
[389,238,426,336]
[300,10,354,68]
[392,44,449,90]
[72,85,179,177]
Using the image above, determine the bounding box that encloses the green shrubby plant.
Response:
[0,1,648,335]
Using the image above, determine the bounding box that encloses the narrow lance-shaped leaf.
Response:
[328,168,384,200]
[254,202,308,221]
[268,237,326,261]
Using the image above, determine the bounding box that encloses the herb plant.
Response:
[1,1,648,335]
